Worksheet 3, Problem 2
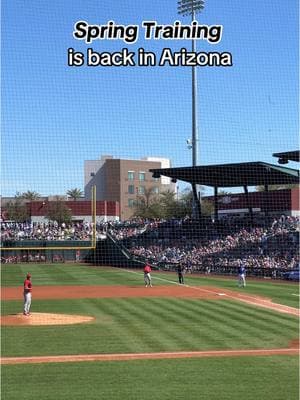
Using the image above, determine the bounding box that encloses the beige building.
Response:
[84,155,175,220]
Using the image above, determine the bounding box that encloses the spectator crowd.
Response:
[113,215,299,272]
[1,215,299,272]
[1,221,97,241]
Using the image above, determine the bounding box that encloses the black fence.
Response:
[156,261,295,280]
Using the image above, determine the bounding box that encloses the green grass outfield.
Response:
[1,263,299,400]
[2,357,299,400]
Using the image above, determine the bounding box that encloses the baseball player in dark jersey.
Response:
[177,265,184,284]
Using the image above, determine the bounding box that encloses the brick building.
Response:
[84,155,175,220]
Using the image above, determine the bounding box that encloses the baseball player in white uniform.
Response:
[23,273,32,315]
[238,265,246,287]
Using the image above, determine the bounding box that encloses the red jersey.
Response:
[24,279,32,293]
[144,265,151,274]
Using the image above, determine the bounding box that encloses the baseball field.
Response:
[1,263,299,400]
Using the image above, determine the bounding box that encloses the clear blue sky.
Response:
[2,0,299,197]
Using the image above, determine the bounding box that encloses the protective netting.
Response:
[2,0,299,277]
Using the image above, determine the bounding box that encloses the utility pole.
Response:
[178,0,205,218]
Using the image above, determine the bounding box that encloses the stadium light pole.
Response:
[178,0,205,218]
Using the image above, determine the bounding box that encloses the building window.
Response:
[153,177,160,182]
[128,171,134,180]
[139,172,145,181]
[138,186,145,195]
[152,187,159,194]
[128,185,135,194]
[128,199,135,208]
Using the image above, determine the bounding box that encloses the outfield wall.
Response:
[1,239,297,280]
[1,240,92,263]
[1,238,142,268]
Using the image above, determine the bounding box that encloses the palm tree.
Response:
[21,191,40,201]
[66,188,84,201]
[21,191,41,220]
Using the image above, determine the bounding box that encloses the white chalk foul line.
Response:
[122,268,299,315]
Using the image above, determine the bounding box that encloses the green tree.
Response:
[133,186,213,220]
[201,199,215,216]
[46,198,72,224]
[174,188,193,218]
[176,188,213,218]
[133,187,162,219]
[158,190,176,218]
[67,188,84,201]
[5,194,29,222]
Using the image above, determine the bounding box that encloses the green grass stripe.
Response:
[102,297,195,352]
[220,298,298,329]
[2,297,298,357]
[200,299,298,346]
[2,263,298,400]
[141,299,201,350]
[1,264,144,287]
[101,298,156,353]
[194,301,261,348]
[142,297,223,350]
[2,356,299,400]
[156,272,300,307]
[2,263,299,306]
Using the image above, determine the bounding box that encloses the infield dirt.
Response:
[2,285,299,364]
[2,284,299,316]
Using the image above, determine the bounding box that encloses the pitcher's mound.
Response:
[1,313,95,326]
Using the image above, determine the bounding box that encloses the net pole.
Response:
[92,185,97,248]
